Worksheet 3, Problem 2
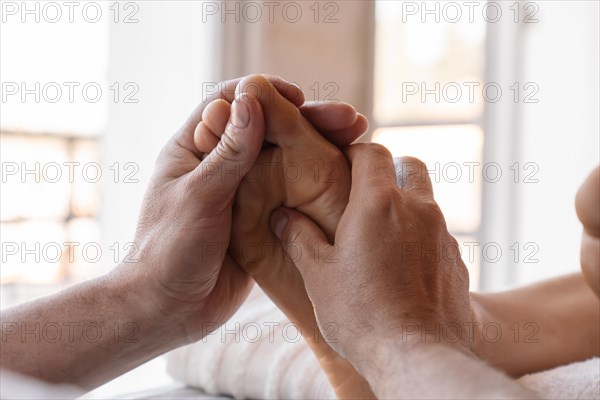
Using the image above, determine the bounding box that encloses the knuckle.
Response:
[367,181,401,211]
[282,222,303,248]
[395,156,431,191]
[397,156,427,171]
[364,144,394,176]
[214,129,244,162]
[375,182,401,201]
[365,143,393,161]
[284,227,299,247]
[417,198,448,230]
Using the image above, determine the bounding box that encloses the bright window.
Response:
[371,1,487,289]
[0,3,109,307]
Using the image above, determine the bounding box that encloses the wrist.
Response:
[347,320,422,378]
[108,263,190,350]
[352,330,403,378]
[358,332,477,391]
[350,315,479,378]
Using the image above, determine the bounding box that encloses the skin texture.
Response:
[0,76,367,389]
[0,77,271,388]
[471,273,600,377]
[196,98,595,395]
[195,75,374,399]
[2,67,595,397]
[270,147,473,360]
[270,147,535,399]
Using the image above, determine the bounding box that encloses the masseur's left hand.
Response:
[0,76,368,388]
[117,76,369,344]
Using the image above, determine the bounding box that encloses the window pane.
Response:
[72,139,101,217]
[374,1,486,124]
[66,218,103,282]
[0,4,109,136]
[0,221,67,285]
[372,125,483,232]
[0,134,71,220]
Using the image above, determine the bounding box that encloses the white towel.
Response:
[167,287,334,399]
[167,287,600,399]
[519,357,600,400]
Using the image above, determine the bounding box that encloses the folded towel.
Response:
[167,287,334,399]
[167,287,599,400]
[519,357,599,399]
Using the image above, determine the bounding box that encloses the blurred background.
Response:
[1,0,598,396]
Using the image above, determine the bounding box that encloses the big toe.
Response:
[236,74,320,150]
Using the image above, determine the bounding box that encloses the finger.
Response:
[186,76,303,132]
[235,74,309,149]
[267,75,305,107]
[319,114,369,147]
[299,102,357,131]
[344,143,398,198]
[270,207,329,276]
[193,94,264,208]
[300,102,369,146]
[394,156,434,196]
[197,100,369,153]
[175,76,304,158]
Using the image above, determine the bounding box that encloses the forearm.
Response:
[357,338,537,399]
[0,266,185,389]
[471,272,600,376]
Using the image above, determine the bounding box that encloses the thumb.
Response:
[194,94,264,202]
[271,207,329,276]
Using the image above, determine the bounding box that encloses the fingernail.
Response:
[232,98,249,128]
[271,210,288,240]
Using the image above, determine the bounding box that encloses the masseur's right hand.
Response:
[270,144,473,368]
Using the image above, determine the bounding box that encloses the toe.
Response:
[194,99,232,154]
[236,74,318,150]
[202,99,231,138]
[193,121,220,153]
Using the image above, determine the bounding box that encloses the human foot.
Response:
[195,75,374,399]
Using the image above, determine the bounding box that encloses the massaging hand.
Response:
[268,146,539,399]
[271,146,473,365]
[269,150,536,400]
[120,76,367,345]
[195,75,375,399]
[0,76,369,389]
